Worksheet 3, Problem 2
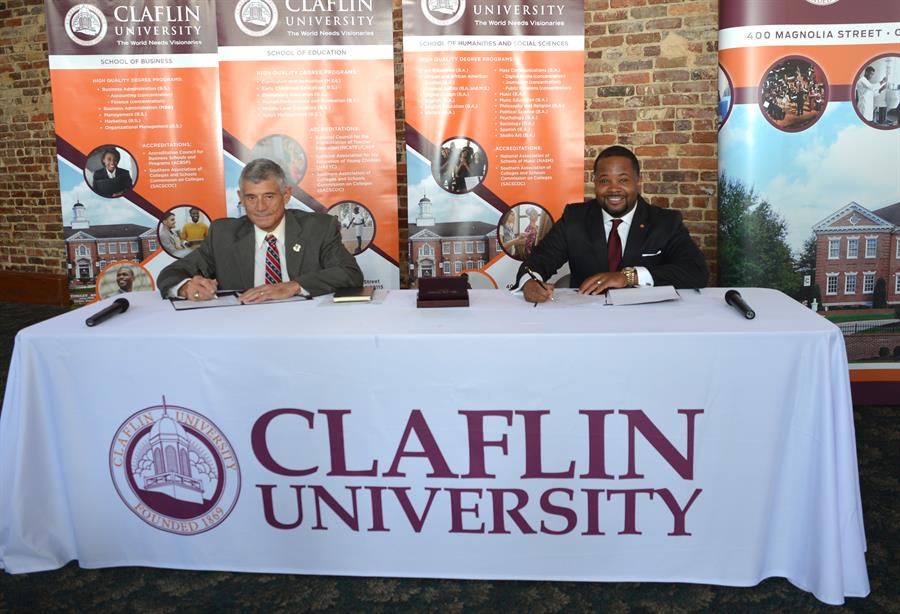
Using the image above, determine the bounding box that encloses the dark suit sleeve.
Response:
[642,211,708,288]
[295,216,364,296]
[117,169,133,193]
[156,226,218,297]
[515,205,575,287]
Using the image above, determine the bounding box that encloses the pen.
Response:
[525,267,554,304]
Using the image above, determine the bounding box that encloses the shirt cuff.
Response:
[634,267,654,287]
[168,279,189,299]
[510,271,545,293]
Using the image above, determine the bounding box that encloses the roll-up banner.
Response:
[402,0,584,289]
[47,1,226,305]
[217,0,400,289]
[717,1,900,385]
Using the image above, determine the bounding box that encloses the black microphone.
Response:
[725,290,755,320]
[85,298,130,327]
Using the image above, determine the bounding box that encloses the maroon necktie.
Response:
[264,235,282,284]
[607,219,623,272]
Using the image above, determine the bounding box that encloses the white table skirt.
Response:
[0,288,868,604]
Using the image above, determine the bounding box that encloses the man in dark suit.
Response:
[519,145,708,303]
[157,158,363,303]
[92,147,133,197]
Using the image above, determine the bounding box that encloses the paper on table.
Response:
[605,285,680,306]
[170,292,312,310]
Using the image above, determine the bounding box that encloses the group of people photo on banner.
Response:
[719,52,899,133]
[432,137,488,194]
[758,57,827,132]
[854,55,899,128]
[328,201,375,255]
[498,204,553,261]
[249,134,309,195]
[157,206,211,259]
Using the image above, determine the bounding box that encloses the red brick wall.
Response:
[584,0,718,270]
[0,2,64,277]
[1,0,719,290]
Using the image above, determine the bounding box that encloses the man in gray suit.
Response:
[157,158,363,303]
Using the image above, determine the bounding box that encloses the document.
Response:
[605,285,680,306]
[170,292,312,310]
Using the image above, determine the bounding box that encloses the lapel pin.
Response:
[292,244,302,252]
[640,224,645,229]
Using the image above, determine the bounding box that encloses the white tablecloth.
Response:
[0,288,869,604]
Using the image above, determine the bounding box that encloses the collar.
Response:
[254,215,286,249]
[601,200,639,228]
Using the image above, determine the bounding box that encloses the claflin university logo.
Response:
[64,3,107,46]
[235,0,279,37]
[422,0,466,26]
[109,398,241,535]
[805,0,839,5]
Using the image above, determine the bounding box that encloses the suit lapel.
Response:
[586,199,609,271]
[284,211,306,280]
[622,197,649,265]
[234,221,256,291]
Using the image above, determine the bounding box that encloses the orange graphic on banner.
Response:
[50,67,226,217]
[405,50,585,211]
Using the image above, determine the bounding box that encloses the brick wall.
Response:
[584,0,718,271]
[1,0,719,289]
[0,1,65,277]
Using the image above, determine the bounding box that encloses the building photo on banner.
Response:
[5,0,899,611]
[718,0,900,389]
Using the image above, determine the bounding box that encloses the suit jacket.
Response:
[92,167,133,197]
[519,196,708,289]
[156,210,363,298]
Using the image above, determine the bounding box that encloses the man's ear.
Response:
[283,186,293,201]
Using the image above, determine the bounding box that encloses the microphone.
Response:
[725,290,755,320]
[85,298,130,327]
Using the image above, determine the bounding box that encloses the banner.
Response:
[717,1,900,380]
[402,0,584,288]
[47,0,226,305]
[216,0,400,290]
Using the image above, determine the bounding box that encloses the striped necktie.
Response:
[264,234,282,284]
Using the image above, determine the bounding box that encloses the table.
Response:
[0,288,869,604]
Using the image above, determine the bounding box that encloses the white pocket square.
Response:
[641,250,662,257]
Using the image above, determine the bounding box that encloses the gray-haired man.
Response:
[157,158,362,303]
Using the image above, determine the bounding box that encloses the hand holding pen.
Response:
[523,267,555,306]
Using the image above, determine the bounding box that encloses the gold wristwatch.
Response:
[623,267,637,287]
